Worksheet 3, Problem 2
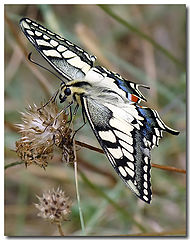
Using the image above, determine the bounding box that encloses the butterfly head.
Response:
[59,83,73,103]
[59,80,92,104]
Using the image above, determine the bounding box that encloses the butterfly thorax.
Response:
[59,77,131,106]
[59,66,143,106]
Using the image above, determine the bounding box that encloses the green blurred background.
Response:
[5,4,186,236]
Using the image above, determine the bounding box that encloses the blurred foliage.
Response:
[5,4,186,236]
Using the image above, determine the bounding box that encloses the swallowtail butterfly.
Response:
[20,18,179,204]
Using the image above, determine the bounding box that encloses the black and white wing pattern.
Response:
[20,17,179,204]
[82,97,179,203]
[20,18,96,81]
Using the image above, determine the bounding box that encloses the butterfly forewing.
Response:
[20,18,96,81]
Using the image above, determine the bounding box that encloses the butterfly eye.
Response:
[64,88,71,96]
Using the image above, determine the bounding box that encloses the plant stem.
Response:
[4,160,23,170]
[57,223,64,236]
[5,143,186,174]
[75,140,186,174]
[73,139,86,235]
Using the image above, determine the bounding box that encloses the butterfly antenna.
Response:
[28,52,65,85]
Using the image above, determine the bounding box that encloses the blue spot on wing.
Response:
[116,78,132,93]
[137,107,157,139]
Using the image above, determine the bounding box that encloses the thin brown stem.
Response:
[5,138,185,175]
[5,161,23,170]
[75,140,186,174]
[57,223,64,236]
[75,140,103,154]
[151,163,186,174]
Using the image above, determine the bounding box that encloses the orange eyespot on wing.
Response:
[128,93,140,103]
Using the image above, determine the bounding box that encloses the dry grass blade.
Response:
[5,13,53,97]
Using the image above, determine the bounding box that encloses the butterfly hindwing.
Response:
[20,18,96,81]
[82,96,154,203]
[82,95,179,203]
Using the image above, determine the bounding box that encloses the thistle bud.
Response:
[35,187,72,224]
[15,102,74,168]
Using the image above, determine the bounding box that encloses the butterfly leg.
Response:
[71,107,87,141]
[66,106,73,124]
[66,103,79,130]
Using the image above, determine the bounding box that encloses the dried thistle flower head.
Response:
[35,187,72,224]
[15,102,74,168]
